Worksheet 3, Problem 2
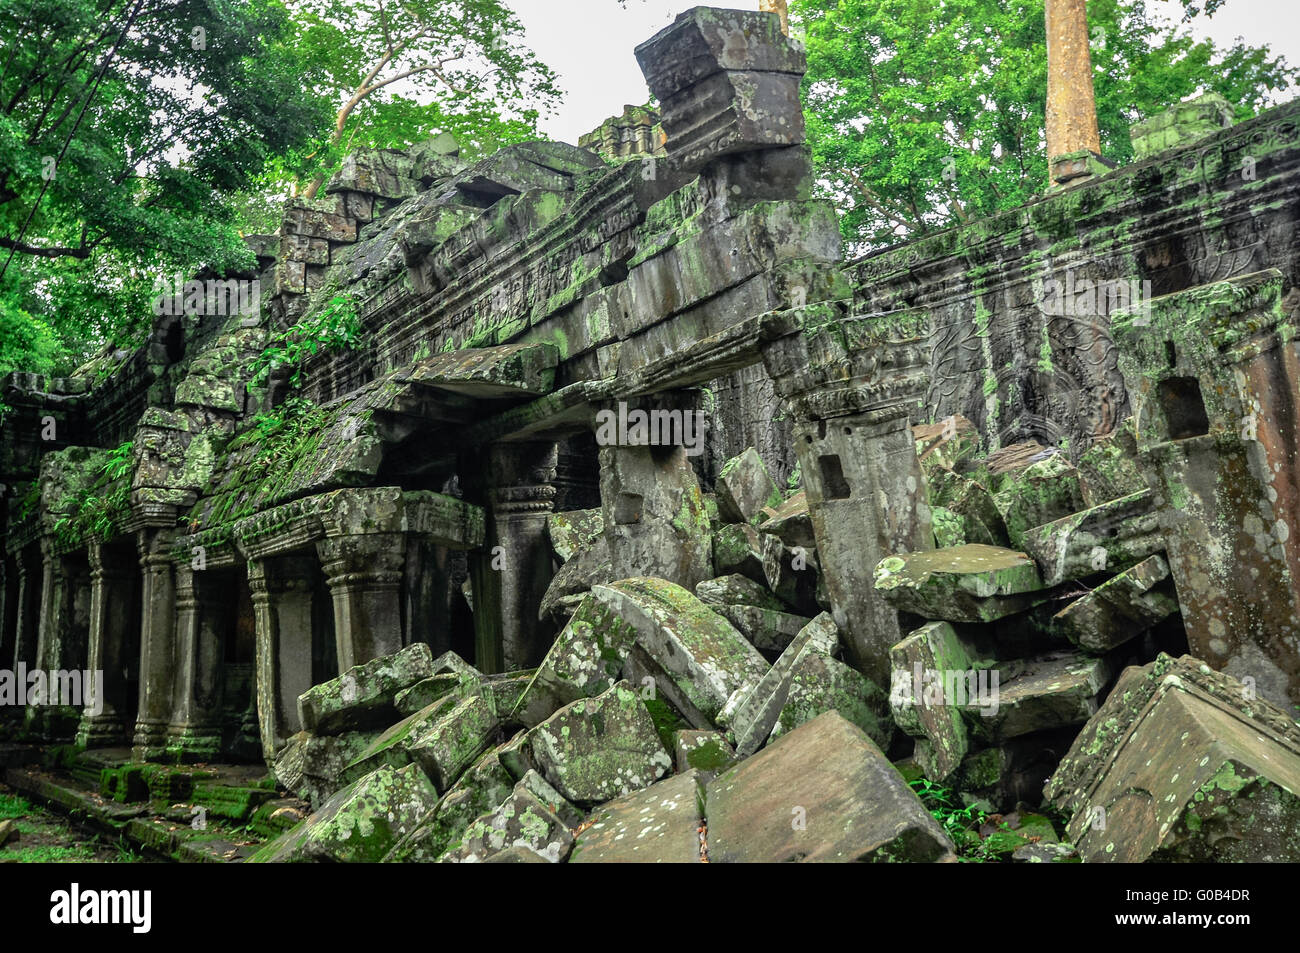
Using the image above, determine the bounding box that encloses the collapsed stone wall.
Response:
[2,7,1300,864]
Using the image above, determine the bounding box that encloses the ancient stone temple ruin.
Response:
[1,7,1299,863]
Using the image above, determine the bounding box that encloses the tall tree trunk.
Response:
[1045,0,1101,164]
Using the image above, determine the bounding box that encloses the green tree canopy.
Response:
[794,0,1298,251]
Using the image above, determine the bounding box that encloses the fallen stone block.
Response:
[1020,490,1163,586]
[527,680,673,805]
[408,695,500,792]
[480,670,535,721]
[382,748,516,862]
[274,729,381,807]
[889,621,983,782]
[590,578,770,728]
[992,454,1087,549]
[547,507,604,563]
[966,651,1112,742]
[914,414,979,471]
[714,603,810,654]
[712,522,767,584]
[1051,554,1179,653]
[514,769,584,829]
[768,647,892,751]
[716,447,785,525]
[298,643,435,735]
[694,573,787,612]
[538,537,617,623]
[342,693,497,792]
[337,695,458,787]
[250,763,438,863]
[927,469,1009,547]
[512,594,638,728]
[1077,422,1146,506]
[874,545,1048,623]
[727,612,840,758]
[395,673,471,717]
[571,770,705,863]
[1046,654,1300,863]
[443,786,574,863]
[756,489,814,550]
[706,711,955,862]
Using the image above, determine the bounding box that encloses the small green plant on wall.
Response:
[250,293,364,388]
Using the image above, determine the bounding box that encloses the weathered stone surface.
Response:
[874,545,1047,622]
[1115,271,1300,709]
[274,729,380,807]
[514,768,584,828]
[673,729,736,775]
[1052,554,1179,653]
[547,507,604,563]
[756,489,814,549]
[889,622,982,782]
[768,648,892,750]
[1019,490,1163,586]
[590,578,770,728]
[527,681,673,805]
[538,536,617,624]
[992,454,1087,548]
[927,468,1009,547]
[394,673,470,717]
[337,695,458,786]
[512,594,637,728]
[635,7,806,170]
[298,643,434,735]
[716,448,785,525]
[341,693,497,791]
[1046,654,1300,863]
[914,415,979,471]
[1077,422,1147,506]
[760,533,819,614]
[250,763,438,863]
[571,770,704,863]
[694,573,786,613]
[714,603,810,654]
[706,712,955,862]
[727,611,839,758]
[382,748,515,862]
[712,523,767,583]
[443,787,574,863]
[966,651,1113,742]
[600,444,714,591]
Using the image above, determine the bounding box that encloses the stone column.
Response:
[166,565,228,761]
[133,529,177,761]
[248,556,317,763]
[317,533,406,672]
[24,540,63,739]
[77,543,136,748]
[11,545,40,670]
[1115,270,1300,709]
[0,557,9,677]
[793,408,932,684]
[761,307,933,687]
[467,442,558,673]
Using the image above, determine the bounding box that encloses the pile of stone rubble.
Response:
[253,425,1300,863]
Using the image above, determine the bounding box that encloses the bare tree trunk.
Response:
[1045,0,1101,164]
[760,0,789,36]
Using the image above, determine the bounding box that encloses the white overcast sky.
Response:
[507,0,1300,145]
